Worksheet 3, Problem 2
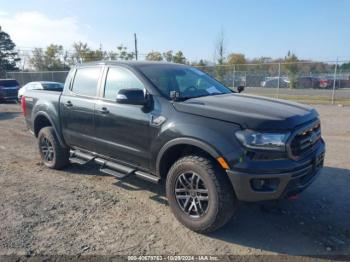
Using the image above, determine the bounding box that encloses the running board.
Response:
[135,171,160,184]
[69,149,160,183]
[69,150,95,165]
[95,157,135,179]
[99,167,129,179]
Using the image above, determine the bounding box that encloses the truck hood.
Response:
[173,93,318,130]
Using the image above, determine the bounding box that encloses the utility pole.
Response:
[134,33,138,60]
[277,62,281,98]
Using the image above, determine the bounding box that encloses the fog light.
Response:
[251,178,280,192]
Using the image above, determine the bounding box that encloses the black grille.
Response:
[3,89,18,96]
[290,121,321,156]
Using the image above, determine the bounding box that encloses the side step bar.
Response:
[69,150,95,164]
[69,149,160,183]
[95,157,134,179]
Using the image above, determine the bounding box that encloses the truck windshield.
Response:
[0,80,19,87]
[138,65,233,100]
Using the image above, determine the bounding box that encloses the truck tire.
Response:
[37,127,69,169]
[166,155,238,233]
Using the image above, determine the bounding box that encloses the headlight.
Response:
[235,130,290,151]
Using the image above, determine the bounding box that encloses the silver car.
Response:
[18,81,64,101]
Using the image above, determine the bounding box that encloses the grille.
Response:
[1,88,18,97]
[290,121,321,157]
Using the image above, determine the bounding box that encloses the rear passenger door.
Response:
[60,66,102,151]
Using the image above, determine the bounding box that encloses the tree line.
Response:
[1,26,349,76]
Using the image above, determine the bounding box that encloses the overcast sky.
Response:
[0,0,349,62]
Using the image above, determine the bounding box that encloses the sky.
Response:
[0,0,349,62]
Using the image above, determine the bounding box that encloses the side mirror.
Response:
[237,85,245,93]
[116,89,148,105]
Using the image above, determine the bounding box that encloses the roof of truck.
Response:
[75,61,187,68]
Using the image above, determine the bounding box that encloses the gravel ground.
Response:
[0,102,349,259]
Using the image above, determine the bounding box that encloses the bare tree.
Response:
[214,29,226,81]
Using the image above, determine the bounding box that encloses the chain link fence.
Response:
[4,61,350,105]
[197,61,350,105]
[5,71,69,86]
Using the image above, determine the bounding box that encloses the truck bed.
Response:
[23,90,62,134]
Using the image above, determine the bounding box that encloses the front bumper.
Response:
[226,140,325,202]
[0,94,18,101]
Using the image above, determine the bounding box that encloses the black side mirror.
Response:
[116,89,148,105]
[237,85,245,93]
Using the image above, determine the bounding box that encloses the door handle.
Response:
[98,107,109,114]
[65,101,73,107]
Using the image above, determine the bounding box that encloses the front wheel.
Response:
[166,155,238,233]
[38,127,69,169]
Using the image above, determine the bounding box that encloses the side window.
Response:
[104,67,144,100]
[72,67,101,96]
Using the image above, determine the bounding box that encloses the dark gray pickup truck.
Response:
[22,61,325,232]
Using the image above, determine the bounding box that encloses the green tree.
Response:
[116,45,134,60]
[162,50,173,62]
[191,59,208,67]
[0,26,20,75]
[44,44,66,69]
[340,62,350,71]
[30,44,69,70]
[146,51,163,61]
[72,42,110,63]
[227,53,246,65]
[84,49,105,62]
[29,48,46,70]
[172,51,186,64]
[71,42,90,63]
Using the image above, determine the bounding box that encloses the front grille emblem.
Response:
[309,132,318,144]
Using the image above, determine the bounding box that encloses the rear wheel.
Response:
[38,127,69,169]
[166,155,238,233]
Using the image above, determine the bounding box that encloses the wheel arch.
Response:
[156,138,221,179]
[33,112,67,148]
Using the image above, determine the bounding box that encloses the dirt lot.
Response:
[0,102,349,258]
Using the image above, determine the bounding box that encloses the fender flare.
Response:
[155,137,220,177]
[34,111,67,148]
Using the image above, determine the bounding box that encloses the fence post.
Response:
[232,65,236,88]
[277,63,281,98]
[331,58,338,105]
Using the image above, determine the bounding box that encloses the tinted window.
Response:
[104,67,144,100]
[0,80,19,87]
[72,67,101,96]
[42,83,64,91]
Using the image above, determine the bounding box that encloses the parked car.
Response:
[296,76,320,89]
[318,77,332,89]
[0,79,20,102]
[18,81,64,101]
[261,77,289,88]
[22,61,325,233]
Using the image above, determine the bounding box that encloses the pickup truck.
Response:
[0,79,20,102]
[22,61,325,233]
